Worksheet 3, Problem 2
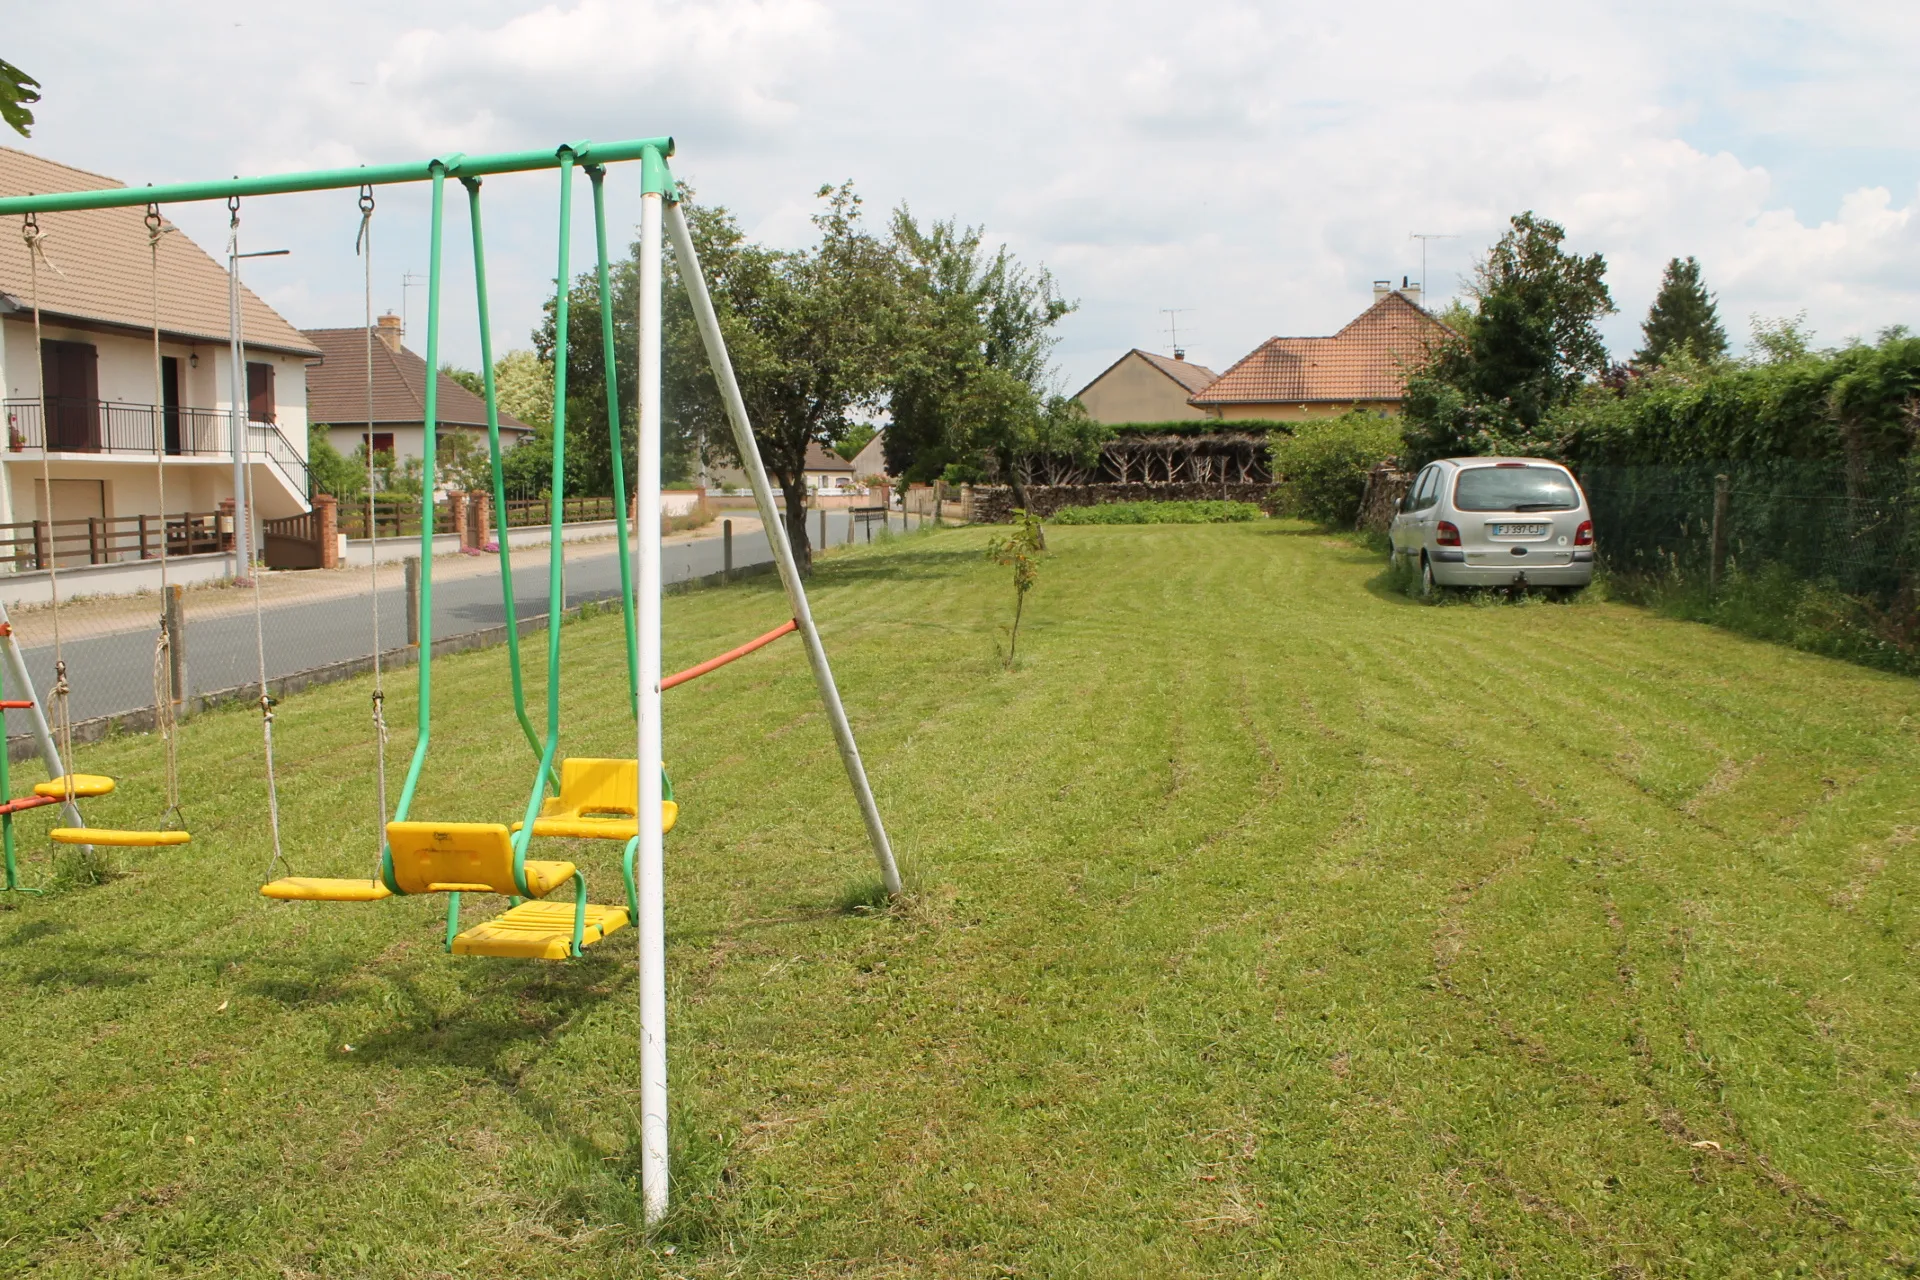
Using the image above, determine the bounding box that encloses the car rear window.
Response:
[1453,465,1580,512]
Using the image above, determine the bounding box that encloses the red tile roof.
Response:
[1189,293,1451,407]
[304,327,532,434]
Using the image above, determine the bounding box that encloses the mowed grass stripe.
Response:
[2,520,1916,1277]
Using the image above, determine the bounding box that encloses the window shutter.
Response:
[247,362,276,424]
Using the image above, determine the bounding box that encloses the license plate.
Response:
[1493,523,1547,536]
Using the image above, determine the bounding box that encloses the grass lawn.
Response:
[3,521,1918,1278]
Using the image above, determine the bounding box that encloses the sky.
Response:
[8,0,1918,393]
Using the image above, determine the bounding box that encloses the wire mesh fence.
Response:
[1577,459,1919,604]
[3,506,927,756]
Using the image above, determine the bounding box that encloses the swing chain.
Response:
[358,184,375,214]
[227,195,240,225]
[144,203,162,237]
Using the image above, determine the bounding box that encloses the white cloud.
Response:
[8,0,1919,383]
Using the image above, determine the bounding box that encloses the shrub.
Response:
[1269,412,1402,526]
[1049,500,1263,525]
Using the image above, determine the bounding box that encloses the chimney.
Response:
[1173,347,1186,361]
[1398,277,1423,309]
[375,313,404,353]
[1373,279,1393,301]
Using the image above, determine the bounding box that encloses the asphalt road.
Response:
[14,509,912,726]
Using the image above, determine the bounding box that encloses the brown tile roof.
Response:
[0,147,318,356]
[1189,292,1452,406]
[304,327,533,434]
[805,441,854,472]
[1132,349,1219,394]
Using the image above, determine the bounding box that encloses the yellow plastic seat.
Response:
[509,758,678,841]
[384,820,574,898]
[50,827,189,847]
[260,877,392,902]
[35,774,115,799]
[452,899,631,959]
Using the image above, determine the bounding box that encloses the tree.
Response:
[1750,312,1814,365]
[881,209,1080,507]
[441,363,485,398]
[307,424,366,501]
[1401,211,1614,464]
[661,184,898,570]
[435,430,491,492]
[1,59,39,138]
[493,350,554,430]
[1636,256,1727,367]
[835,423,877,461]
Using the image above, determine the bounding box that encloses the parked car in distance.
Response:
[1388,457,1594,595]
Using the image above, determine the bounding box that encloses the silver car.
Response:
[1388,457,1594,595]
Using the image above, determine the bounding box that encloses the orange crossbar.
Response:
[661,620,797,691]
[0,700,34,709]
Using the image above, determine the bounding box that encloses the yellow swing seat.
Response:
[35,774,115,799]
[509,757,678,841]
[384,819,626,960]
[50,827,190,847]
[260,877,392,902]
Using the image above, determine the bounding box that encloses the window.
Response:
[247,361,276,424]
[362,432,395,456]
[1410,466,1442,512]
[1452,465,1579,513]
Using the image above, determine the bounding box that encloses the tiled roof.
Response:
[1133,349,1219,394]
[304,327,533,433]
[806,441,854,472]
[1073,348,1220,400]
[0,147,318,356]
[1190,293,1451,406]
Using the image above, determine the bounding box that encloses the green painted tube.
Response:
[462,177,548,773]
[589,166,641,720]
[0,137,674,215]
[391,162,448,831]
[512,150,576,893]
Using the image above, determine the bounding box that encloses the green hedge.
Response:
[1049,500,1264,525]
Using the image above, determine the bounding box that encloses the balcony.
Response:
[3,397,310,502]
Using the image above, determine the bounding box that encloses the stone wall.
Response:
[970,482,1280,524]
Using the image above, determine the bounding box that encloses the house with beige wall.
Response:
[0,147,316,566]
[1075,349,1218,424]
[305,316,533,478]
[1188,284,1450,422]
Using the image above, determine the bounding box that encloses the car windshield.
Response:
[1453,465,1579,512]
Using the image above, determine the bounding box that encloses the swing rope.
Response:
[20,213,76,811]
[356,185,389,879]
[145,204,184,827]
[229,197,286,883]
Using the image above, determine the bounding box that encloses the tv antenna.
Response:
[1160,307,1195,358]
[400,270,427,343]
[1408,234,1458,300]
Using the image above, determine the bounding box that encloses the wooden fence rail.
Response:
[0,511,226,570]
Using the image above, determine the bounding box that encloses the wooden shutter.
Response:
[247,361,276,424]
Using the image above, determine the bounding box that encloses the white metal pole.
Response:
[226,232,252,582]
[663,200,903,898]
[635,186,669,1226]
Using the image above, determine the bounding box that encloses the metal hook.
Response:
[227,194,240,226]
[144,203,163,236]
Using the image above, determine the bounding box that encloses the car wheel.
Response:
[1420,556,1439,598]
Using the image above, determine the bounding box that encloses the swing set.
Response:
[0,137,903,1222]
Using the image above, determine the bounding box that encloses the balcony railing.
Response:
[2,398,310,500]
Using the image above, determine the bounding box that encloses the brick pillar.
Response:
[217,498,236,552]
[447,490,467,547]
[314,494,340,568]
[470,491,492,549]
